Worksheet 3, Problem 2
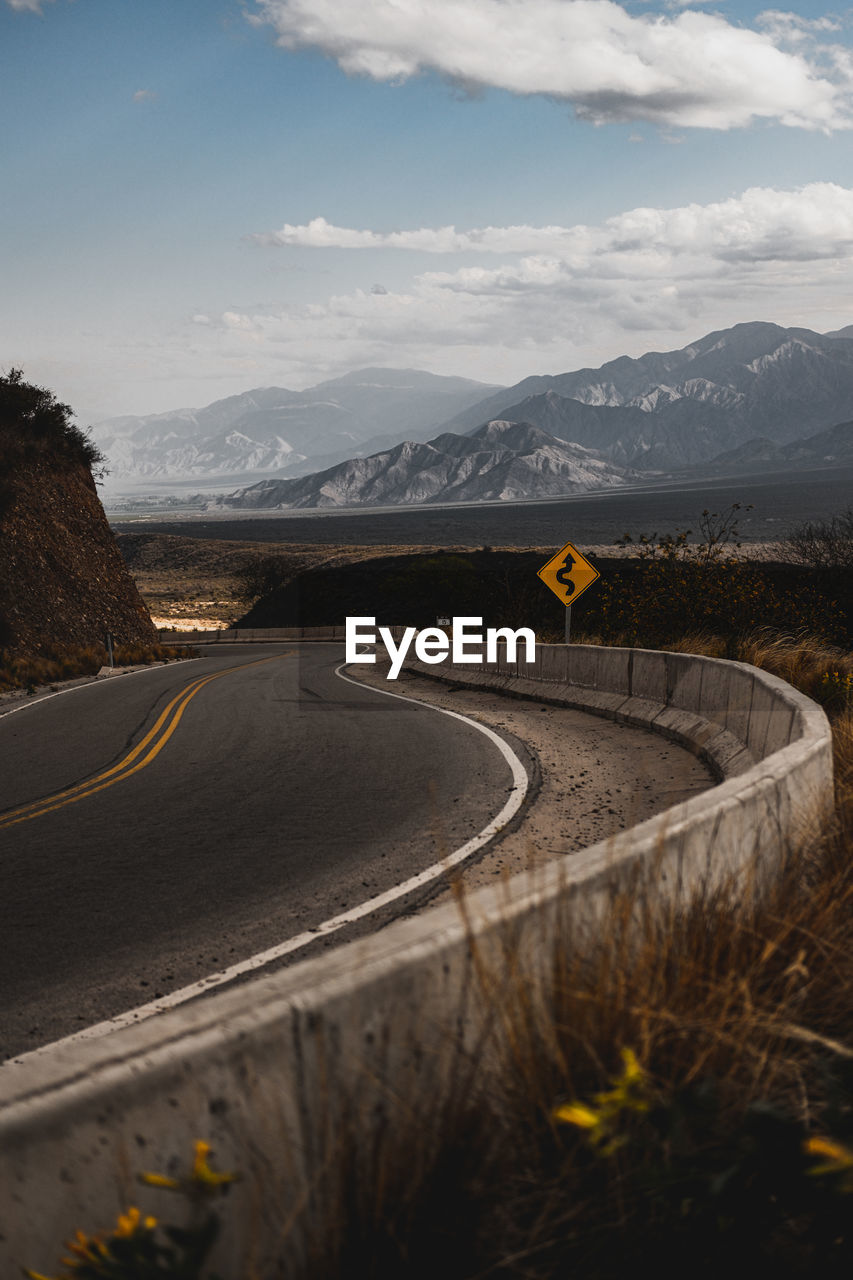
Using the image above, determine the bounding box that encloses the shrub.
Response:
[0,368,104,475]
[783,507,853,572]
[590,505,844,648]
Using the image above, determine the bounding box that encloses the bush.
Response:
[0,368,104,475]
[783,508,853,572]
[589,505,844,648]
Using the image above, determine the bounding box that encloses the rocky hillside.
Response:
[692,419,853,475]
[0,371,156,654]
[214,418,636,510]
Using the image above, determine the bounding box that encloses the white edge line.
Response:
[0,661,198,721]
[7,660,529,1066]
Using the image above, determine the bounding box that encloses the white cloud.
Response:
[248,0,853,131]
[5,0,54,10]
[255,184,853,264]
[195,182,853,386]
[132,89,157,103]
[253,214,606,254]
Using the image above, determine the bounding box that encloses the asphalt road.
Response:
[0,645,523,1061]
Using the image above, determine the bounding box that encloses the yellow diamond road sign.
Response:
[538,541,600,606]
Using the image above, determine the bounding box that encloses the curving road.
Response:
[0,644,525,1061]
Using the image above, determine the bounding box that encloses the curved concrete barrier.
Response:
[158,625,350,643]
[0,645,834,1275]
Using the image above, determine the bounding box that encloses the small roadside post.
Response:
[105,631,114,670]
[537,542,600,644]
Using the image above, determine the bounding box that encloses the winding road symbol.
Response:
[554,552,576,599]
[537,541,600,607]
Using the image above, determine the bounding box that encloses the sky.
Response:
[2,0,853,424]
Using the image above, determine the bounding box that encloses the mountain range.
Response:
[211,419,638,510]
[694,417,853,474]
[93,369,503,486]
[434,321,853,472]
[95,321,853,509]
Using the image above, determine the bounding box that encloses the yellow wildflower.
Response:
[66,1229,109,1263]
[191,1139,237,1189]
[138,1171,181,1190]
[553,1048,651,1154]
[619,1047,644,1085]
[114,1205,157,1238]
[805,1134,853,1178]
[139,1138,238,1202]
[553,1102,599,1130]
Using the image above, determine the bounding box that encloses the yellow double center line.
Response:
[0,653,287,831]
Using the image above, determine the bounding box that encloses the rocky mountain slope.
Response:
[93,369,502,486]
[213,418,636,510]
[435,322,853,471]
[695,418,853,475]
[0,372,156,654]
[210,320,853,510]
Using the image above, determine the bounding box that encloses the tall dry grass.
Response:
[293,630,853,1279]
[0,641,197,694]
[299,807,853,1279]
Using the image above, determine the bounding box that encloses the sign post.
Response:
[537,542,600,643]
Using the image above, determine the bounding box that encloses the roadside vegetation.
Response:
[571,503,853,651]
[0,641,198,696]
[0,367,104,476]
[290,524,853,1279]
[27,507,853,1279]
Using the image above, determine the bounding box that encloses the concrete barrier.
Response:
[158,626,410,645]
[158,626,349,643]
[0,645,834,1275]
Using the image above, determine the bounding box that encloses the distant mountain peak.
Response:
[94,368,505,488]
[433,320,853,473]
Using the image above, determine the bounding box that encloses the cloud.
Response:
[254,184,853,264]
[247,0,853,131]
[6,0,54,11]
[196,182,853,385]
[252,214,606,254]
[132,89,157,103]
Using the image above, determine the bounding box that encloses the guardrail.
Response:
[0,643,834,1276]
[158,626,349,643]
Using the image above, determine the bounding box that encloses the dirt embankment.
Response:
[0,458,156,654]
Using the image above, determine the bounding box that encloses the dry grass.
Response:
[292,630,853,1280]
[734,628,853,698]
[0,640,197,694]
[301,805,853,1279]
[571,626,853,711]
